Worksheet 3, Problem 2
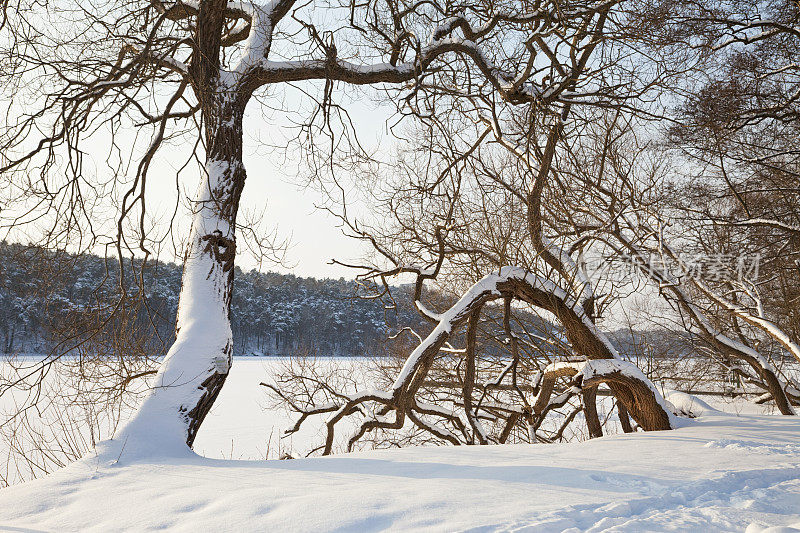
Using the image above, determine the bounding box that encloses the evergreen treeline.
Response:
[0,242,689,359]
[0,242,424,356]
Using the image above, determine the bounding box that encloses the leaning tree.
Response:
[612,0,800,411]
[637,0,800,345]
[2,0,675,455]
[264,33,694,450]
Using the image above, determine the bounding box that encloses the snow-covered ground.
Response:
[193,357,365,459]
[1,358,799,531]
[0,408,799,531]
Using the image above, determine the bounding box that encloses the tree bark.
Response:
[498,277,672,431]
[115,96,247,454]
[611,228,796,415]
[582,388,603,438]
[617,402,634,433]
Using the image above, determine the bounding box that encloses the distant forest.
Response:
[0,242,428,357]
[0,242,689,359]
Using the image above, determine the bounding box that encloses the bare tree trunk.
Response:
[617,402,634,433]
[582,388,603,438]
[611,227,796,415]
[269,267,673,455]
[115,98,246,454]
[518,108,606,438]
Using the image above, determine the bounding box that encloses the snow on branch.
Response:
[611,218,798,415]
[231,0,614,106]
[730,218,800,235]
[535,359,676,426]
[264,265,674,455]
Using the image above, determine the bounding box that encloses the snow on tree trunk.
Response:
[114,99,246,456]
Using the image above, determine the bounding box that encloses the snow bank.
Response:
[664,389,719,418]
[1,408,798,531]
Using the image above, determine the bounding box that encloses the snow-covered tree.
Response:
[1,0,629,453]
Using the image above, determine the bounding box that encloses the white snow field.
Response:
[1,358,799,532]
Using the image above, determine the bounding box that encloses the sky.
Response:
[225,87,381,278]
[2,78,671,330]
[0,83,399,281]
[1,56,672,331]
[133,83,398,280]
[0,3,407,281]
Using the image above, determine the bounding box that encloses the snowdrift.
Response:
[0,409,798,532]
